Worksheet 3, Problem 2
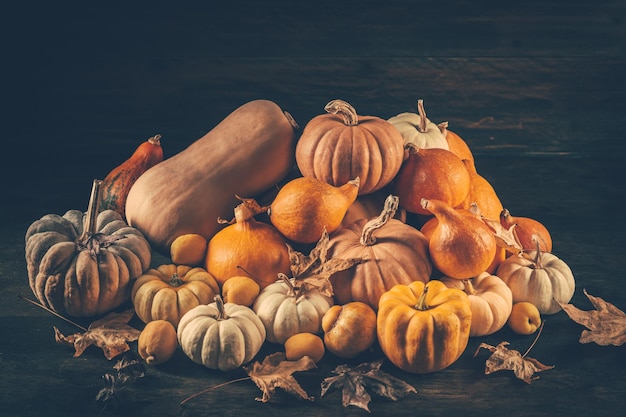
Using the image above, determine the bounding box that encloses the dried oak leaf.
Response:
[560,289,626,346]
[244,352,316,403]
[285,229,360,298]
[54,309,141,360]
[474,341,554,384]
[320,359,417,412]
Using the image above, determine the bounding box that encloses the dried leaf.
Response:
[560,289,626,346]
[54,309,141,360]
[474,341,554,384]
[286,229,360,298]
[244,352,316,403]
[96,357,146,410]
[481,216,523,255]
[320,359,417,412]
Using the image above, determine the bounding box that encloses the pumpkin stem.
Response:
[278,273,298,297]
[416,99,428,133]
[169,273,184,287]
[360,195,399,246]
[214,295,228,320]
[463,279,477,296]
[81,179,103,240]
[415,284,430,311]
[438,120,449,135]
[324,99,359,126]
[531,237,543,267]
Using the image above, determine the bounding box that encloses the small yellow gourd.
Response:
[284,332,325,363]
[138,320,178,365]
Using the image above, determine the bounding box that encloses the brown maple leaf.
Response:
[560,289,626,346]
[320,359,417,412]
[243,352,316,403]
[284,229,360,298]
[54,309,141,360]
[473,339,554,384]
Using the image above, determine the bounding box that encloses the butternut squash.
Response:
[125,100,299,254]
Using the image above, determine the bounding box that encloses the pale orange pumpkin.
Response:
[440,272,512,337]
[328,195,432,310]
[296,99,405,195]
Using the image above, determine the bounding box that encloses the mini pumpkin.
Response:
[177,295,266,371]
[496,245,575,315]
[440,272,512,337]
[387,100,449,151]
[296,99,405,195]
[131,264,220,328]
[25,179,151,317]
[377,280,472,374]
[253,273,334,344]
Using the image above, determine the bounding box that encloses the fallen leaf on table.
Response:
[560,289,626,346]
[474,341,554,384]
[244,352,316,403]
[320,359,417,412]
[54,309,141,360]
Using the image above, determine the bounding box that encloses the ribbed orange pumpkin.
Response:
[295,99,405,195]
[328,195,432,310]
[393,144,471,216]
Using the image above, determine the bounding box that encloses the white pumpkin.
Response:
[387,100,449,151]
[440,272,513,337]
[177,295,266,371]
[496,250,575,315]
[252,274,334,344]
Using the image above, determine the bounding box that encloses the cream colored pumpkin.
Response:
[177,295,266,371]
[440,272,512,337]
[496,250,575,315]
[252,274,334,344]
[387,100,449,151]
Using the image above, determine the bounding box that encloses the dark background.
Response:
[1,1,625,416]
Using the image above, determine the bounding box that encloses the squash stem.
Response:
[324,99,359,126]
[463,279,477,296]
[80,179,103,241]
[214,295,228,320]
[417,100,428,133]
[360,195,399,246]
[147,134,162,146]
[169,273,183,287]
[415,284,430,311]
[278,273,298,298]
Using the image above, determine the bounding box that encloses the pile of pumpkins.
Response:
[24,98,576,374]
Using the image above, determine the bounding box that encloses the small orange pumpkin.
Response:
[393,144,471,216]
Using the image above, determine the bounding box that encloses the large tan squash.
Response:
[125,100,299,254]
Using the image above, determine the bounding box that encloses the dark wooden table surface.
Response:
[2,2,626,416]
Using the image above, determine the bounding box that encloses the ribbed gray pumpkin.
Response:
[25,179,151,317]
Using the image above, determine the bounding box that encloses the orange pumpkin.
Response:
[393,144,471,216]
[295,99,405,195]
